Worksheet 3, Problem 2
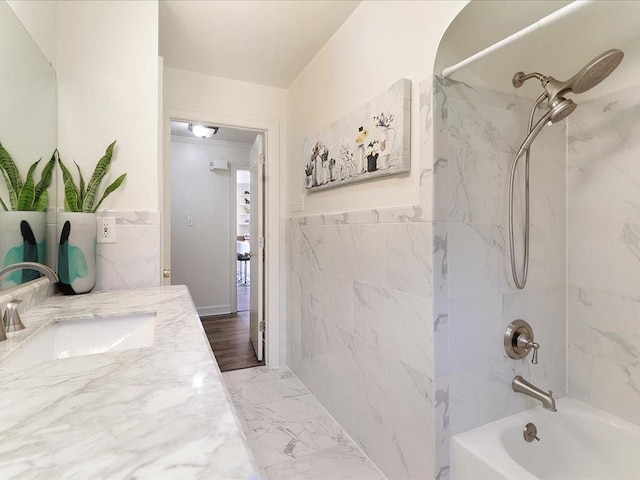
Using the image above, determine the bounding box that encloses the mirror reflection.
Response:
[0,2,56,291]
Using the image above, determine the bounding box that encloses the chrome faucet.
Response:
[0,262,58,286]
[0,262,58,342]
[512,375,557,412]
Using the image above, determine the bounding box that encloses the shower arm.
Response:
[508,92,549,289]
[512,72,549,88]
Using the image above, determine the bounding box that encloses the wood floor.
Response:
[201,310,263,372]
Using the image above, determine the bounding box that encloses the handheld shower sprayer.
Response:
[508,49,623,289]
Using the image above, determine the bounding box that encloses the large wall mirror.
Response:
[0,1,56,291]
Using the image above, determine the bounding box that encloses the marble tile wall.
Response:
[286,79,437,480]
[285,212,435,480]
[567,84,640,426]
[432,77,567,478]
[95,209,161,291]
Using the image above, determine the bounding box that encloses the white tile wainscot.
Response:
[285,212,435,480]
[95,209,161,291]
[0,285,258,479]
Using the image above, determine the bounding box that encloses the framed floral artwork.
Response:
[303,78,411,192]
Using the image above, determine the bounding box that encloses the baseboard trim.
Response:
[197,304,232,316]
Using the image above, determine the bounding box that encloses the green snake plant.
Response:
[58,140,126,213]
[0,141,56,212]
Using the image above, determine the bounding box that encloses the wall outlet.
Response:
[187,216,193,226]
[97,217,116,243]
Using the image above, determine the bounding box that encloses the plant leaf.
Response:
[83,140,116,212]
[63,177,79,212]
[58,154,80,211]
[0,195,8,211]
[92,173,126,213]
[34,189,48,212]
[0,167,18,210]
[74,160,86,206]
[17,159,40,211]
[0,141,23,195]
[33,150,56,208]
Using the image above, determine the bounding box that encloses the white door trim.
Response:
[230,165,238,314]
[161,103,281,368]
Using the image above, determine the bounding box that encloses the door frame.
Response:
[162,104,281,367]
[230,164,238,314]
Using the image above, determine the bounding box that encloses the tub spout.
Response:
[512,375,557,412]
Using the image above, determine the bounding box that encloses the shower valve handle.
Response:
[504,320,540,364]
[517,334,539,364]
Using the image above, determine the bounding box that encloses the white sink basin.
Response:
[5,312,156,367]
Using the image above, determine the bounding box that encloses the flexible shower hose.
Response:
[508,92,548,290]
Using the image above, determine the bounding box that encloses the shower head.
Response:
[544,49,624,104]
[514,49,624,106]
[511,94,576,161]
[548,97,576,123]
[514,97,575,159]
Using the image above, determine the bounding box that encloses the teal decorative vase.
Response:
[57,212,96,295]
[0,211,46,289]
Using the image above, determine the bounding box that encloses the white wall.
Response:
[57,0,159,211]
[164,67,287,126]
[170,138,250,314]
[7,0,57,67]
[53,1,161,291]
[286,0,466,217]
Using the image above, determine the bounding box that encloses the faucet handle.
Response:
[3,300,25,332]
[530,341,540,364]
[517,336,539,364]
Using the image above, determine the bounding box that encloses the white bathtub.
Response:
[452,398,640,479]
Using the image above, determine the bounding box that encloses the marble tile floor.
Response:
[222,366,387,480]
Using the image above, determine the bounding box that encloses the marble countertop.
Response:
[0,285,258,479]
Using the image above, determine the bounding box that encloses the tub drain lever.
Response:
[523,423,540,443]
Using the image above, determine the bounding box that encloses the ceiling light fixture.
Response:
[188,123,218,139]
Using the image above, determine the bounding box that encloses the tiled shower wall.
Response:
[568,84,640,425]
[432,77,567,477]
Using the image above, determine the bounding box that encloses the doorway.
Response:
[166,120,265,371]
[236,169,250,313]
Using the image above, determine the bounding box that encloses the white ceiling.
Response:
[436,1,640,102]
[159,0,360,89]
[170,121,258,145]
